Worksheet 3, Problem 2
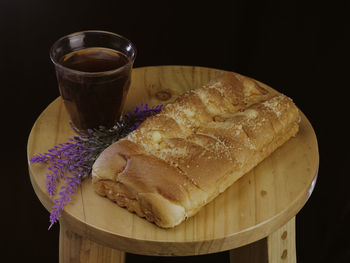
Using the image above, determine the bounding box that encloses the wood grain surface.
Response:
[27,66,319,256]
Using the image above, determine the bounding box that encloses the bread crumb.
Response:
[263,97,282,117]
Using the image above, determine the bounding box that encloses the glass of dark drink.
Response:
[50,30,136,134]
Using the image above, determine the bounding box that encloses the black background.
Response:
[1,0,349,262]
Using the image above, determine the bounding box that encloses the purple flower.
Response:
[48,173,83,229]
[30,104,162,229]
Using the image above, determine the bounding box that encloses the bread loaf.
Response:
[92,72,300,228]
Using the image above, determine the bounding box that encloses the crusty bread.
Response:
[92,72,300,228]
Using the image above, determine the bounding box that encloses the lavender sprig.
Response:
[48,173,82,229]
[30,104,162,229]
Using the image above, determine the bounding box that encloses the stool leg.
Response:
[267,217,296,263]
[229,217,296,263]
[59,223,125,263]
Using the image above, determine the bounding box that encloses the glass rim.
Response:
[49,30,137,76]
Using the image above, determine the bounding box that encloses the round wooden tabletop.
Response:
[27,65,319,256]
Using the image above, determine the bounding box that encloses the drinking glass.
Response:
[50,30,137,134]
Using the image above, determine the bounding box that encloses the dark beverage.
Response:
[59,47,129,72]
[56,47,132,132]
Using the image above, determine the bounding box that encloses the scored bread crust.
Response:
[92,72,300,228]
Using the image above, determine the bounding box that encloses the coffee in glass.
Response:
[50,31,137,134]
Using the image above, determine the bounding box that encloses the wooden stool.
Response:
[27,66,319,263]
